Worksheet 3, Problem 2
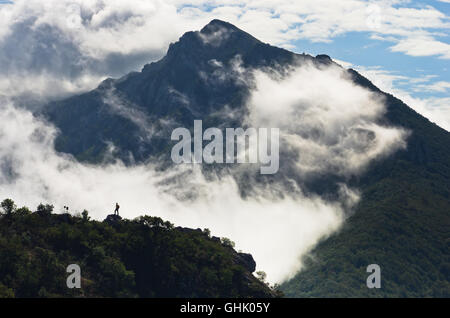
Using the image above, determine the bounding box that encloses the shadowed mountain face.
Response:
[42,20,450,297]
[43,20,317,165]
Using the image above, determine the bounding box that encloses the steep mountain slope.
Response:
[282,78,450,297]
[42,20,450,297]
[0,201,276,298]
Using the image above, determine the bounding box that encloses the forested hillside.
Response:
[0,200,276,298]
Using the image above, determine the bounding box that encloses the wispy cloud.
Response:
[390,36,450,59]
[414,80,450,93]
[173,0,450,59]
[354,65,450,131]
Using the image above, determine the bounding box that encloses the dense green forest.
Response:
[281,162,450,297]
[0,199,277,298]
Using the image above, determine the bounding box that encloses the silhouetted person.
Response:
[114,203,120,216]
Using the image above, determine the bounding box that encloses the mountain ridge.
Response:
[42,19,338,164]
[0,199,277,297]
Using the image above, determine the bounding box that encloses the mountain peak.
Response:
[196,19,260,48]
[200,19,239,34]
[161,19,263,65]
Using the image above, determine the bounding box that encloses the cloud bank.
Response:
[246,63,407,179]
[1,0,448,104]
[0,0,200,102]
[0,99,348,283]
[0,59,408,283]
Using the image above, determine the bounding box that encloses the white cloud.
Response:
[390,36,450,59]
[395,94,450,131]
[246,62,408,178]
[170,0,450,59]
[415,80,450,92]
[102,88,157,142]
[332,58,354,69]
[356,65,450,131]
[0,100,347,283]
